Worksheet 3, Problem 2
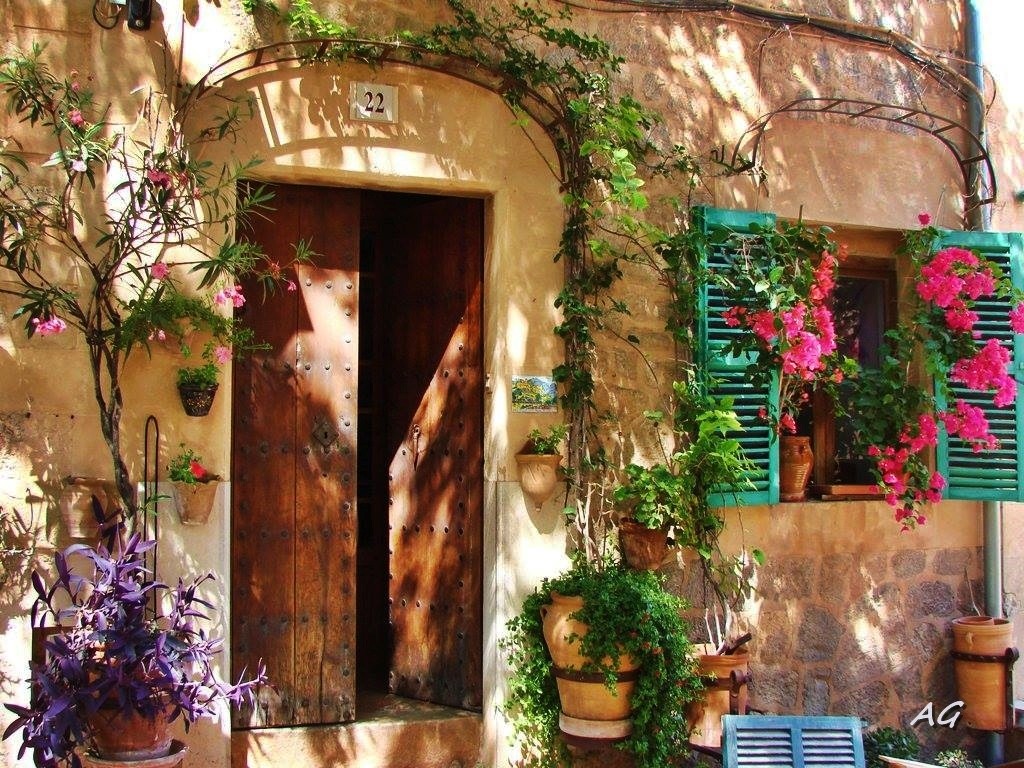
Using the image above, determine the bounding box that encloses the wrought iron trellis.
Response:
[715,97,996,218]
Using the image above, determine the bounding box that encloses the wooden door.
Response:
[231,184,360,727]
[379,195,484,710]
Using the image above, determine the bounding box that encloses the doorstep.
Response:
[231,694,482,768]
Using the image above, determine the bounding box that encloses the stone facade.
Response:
[2,2,1024,767]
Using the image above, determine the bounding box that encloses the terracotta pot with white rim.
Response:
[540,591,639,745]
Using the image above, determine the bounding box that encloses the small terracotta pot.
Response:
[618,518,668,571]
[172,480,220,525]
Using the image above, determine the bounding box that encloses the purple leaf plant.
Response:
[3,533,266,767]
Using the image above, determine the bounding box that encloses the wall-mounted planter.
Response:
[515,453,563,511]
[618,518,668,571]
[59,477,118,539]
[172,481,220,526]
[177,383,218,417]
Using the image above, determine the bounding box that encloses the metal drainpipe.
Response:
[965,2,1006,762]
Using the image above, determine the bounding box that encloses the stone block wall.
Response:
[665,502,993,758]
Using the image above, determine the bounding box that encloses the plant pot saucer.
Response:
[81,740,187,768]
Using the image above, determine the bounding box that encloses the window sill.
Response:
[814,483,883,501]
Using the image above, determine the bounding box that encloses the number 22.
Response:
[363,91,385,114]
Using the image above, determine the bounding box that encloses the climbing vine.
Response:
[239,0,705,560]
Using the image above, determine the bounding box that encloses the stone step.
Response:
[232,694,482,768]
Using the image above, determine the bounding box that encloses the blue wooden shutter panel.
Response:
[693,205,780,506]
[722,715,866,768]
[935,230,1024,501]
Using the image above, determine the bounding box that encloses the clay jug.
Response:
[780,435,814,501]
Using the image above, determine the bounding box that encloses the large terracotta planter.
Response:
[81,740,187,768]
[515,453,562,511]
[685,642,750,748]
[618,518,668,571]
[172,480,219,525]
[780,435,814,501]
[540,592,639,745]
[952,616,1017,730]
[85,706,175,761]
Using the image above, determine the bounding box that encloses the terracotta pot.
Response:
[952,616,1017,730]
[85,705,174,761]
[172,480,219,525]
[81,740,187,768]
[540,592,639,745]
[59,478,118,539]
[618,518,668,571]
[177,383,218,417]
[780,435,814,501]
[515,453,562,511]
[685,642,750,748]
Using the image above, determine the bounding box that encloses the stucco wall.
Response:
[3,2,1024,767]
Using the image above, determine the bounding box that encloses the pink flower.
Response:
[214,285,245,308]
[778,412,797,434]
[918,212,931,226]
[189,460,208,480]
[213,345,232,364]
[147,168,173,189]
[68,109,85,128]
[286,279,297,292]
[32,315,68,336]
[150,261,169,280]
[148,329,167,342]
[70,159,87,173]
[951,338,1011,400]
[1010,304,1024,334]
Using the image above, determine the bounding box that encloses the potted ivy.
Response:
[502,559,704,767]
[515,424,568,511]
[167,445,221,525]
[3,533,266,767]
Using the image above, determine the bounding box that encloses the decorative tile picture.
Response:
[511,375,558,413]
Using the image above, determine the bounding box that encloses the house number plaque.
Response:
[349,82,397,124]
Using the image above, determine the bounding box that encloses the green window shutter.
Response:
[934,230,1024,501]
[693,205,780,506]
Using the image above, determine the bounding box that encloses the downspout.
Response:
[965,2,1006,763]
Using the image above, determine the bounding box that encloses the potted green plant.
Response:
[176,346,221,417]
[502,559,704,768]
[613,379,758,577]
[515,424,568,511]
[167,445,222,525]
[3,533,266,767]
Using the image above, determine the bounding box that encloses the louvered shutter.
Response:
[722,715,865,768]
[935,230,1024,500]
[693,206,779,506]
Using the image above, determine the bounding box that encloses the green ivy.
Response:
[501,561,704,768]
